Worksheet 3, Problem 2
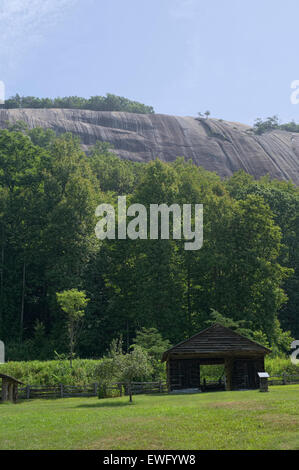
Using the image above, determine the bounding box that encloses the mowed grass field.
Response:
[0,385,298,450]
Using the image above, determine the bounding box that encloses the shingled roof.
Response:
[162,323,271,362]
[0,373,23,385]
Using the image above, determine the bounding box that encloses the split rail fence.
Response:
[1,375,299,400]
[268,374,299,386]
[0,381,168,400]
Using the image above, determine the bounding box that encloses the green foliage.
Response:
[265,356,299,376]
[97,339,153,389]
[131,327,171,379]
[205,309,256,339]
[116,345,153,383]
[5,120,29,132]
[225,172,299,338]
[132,327,171,361]
[205,310,292,352]
[27,127,56,149]
[89,142,143,194]
[251,331,270,349]
[56,289,89,320]
[279,120,299,132]
[0,356,297,387]
[4,93,155,114]
[270,319,294,356]
[197,110,211,119]
[253,115,279,134]
[253,115,299,134]
[56,289,89,366]
[98,383,123,399]
[0,359,101,386]
[207,311,271,349]
[0,126,297,361]
[207,310,271,349]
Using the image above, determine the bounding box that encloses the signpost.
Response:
[258,372,269,392]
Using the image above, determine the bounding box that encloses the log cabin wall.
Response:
[232,357,265,390]
[167,355,265,391]
[0,373,23,403]
[168,359,201,390]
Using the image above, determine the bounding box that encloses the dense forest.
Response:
[0,126,298,361]
[1,94,155,114]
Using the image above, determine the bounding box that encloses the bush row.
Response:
[0,356,297,387]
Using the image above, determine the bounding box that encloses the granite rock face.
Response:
[0,108,298,184]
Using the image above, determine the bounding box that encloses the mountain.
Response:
[0,108,298,184]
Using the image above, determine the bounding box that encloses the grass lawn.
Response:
[0,385,299,450]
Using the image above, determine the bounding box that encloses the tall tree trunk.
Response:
[126,320,129,353]
[70,322,74,368]
[20,260,26,342]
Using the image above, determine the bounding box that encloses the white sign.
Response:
[257,372,269,378]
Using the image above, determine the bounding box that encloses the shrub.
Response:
[0,359,101,386]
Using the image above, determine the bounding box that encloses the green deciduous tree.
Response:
[56,289,89,367]
[132,327,171,378]
[0,126,296,360]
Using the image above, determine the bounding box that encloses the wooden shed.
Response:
[0,373,23,403]
[162,323,271,392]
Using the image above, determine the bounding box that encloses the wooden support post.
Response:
[166,360,171,393]
[26,385,30,399]
[118,383,123,397]
[198,364,201,390]
[60,384,64,398]
[224,358,234,391]
[2,379,8,402]
[8,383,13,402]
[13,384,18,403]
[93,383,98,396]
[259,378,269,392]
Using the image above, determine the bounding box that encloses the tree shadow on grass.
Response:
[76,400,136,408]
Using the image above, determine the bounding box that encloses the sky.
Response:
[0,0,299,125]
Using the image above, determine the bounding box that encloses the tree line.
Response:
[2,93,155,114]
[253,115,299,134]
[0,126,298,361]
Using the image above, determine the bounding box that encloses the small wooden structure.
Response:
[0,373,23,403]
[162,324,271,392]
[258,372,269,392]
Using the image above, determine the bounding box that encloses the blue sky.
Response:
[0,0,298,124]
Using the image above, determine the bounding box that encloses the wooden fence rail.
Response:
[1,375,299,400]
[7,381,168,400]
[11,383,100,400]
[268,374,299,386]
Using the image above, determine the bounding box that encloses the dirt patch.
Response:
[260,413,299,428]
